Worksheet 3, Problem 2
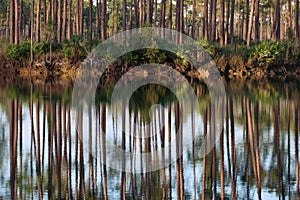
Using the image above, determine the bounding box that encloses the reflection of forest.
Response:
[0,80,299,199]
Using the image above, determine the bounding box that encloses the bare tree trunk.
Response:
[89,0,93,40]
[10,0,15,44]
[243,0,249,41]
[140,0,144,27]
[160,0,166,28]
[129,0,133,28]
[67,0,72,39]
[254,0,259,40]
[225,0,230,44]
[57,0,62,42]
[272,0,280,40]
[168,0,172,29]
[246,0,255,48]
[210,0,216,42]
[146,0,152,24]
[102,0,107,40]
[122,0,126,31]
[230,0,235,42]
[134,0,139,27]
[36,0,41,42]
[14,0,19,44]
[220,0,225,46]
[62,0,67,41]
[295,0,299,38]
[19,0,23,38]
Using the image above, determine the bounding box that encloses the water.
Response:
[0,78,299,199]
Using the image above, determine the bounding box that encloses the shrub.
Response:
[247,40,285,67]
[6,41,31,60]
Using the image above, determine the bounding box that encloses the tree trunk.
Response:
[243,0,249,41]
[272,0,280,40]
[57,0,62,42]
[225,0,230,44]
[288,0,292,28]
[10,0,15,44]
[210,0,216,42]
[254,0,259,40]
[160,0,166,28]
[179,0,184,34]
[191,0,195,38]
[134,0,139,27]
[122,0,126,31]
[62,0,67,41]
[67,0,72,39]
[168,0,172,29]
[230,0,235,42]
[14,0,19,44]
[36,0,41,42]
[140,0,144,26]
[19,0,23,38]
[220,0,225,46]
[129,0,133,28]
[146,0,152,24]
[246,0,255,48]
[295,0,299,38]
[153,0,157,26]
[101,0,107,40]
[89,0,93,40]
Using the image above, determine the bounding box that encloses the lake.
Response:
[0,77,299,199]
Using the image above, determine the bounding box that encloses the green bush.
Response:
[64,47,72,59]
[247,40,285,67]
[6,41,31,60]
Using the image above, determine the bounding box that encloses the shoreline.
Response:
[1,61,299,82]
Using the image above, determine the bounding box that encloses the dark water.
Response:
[0,78,299,199]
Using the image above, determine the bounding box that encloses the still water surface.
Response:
[0,79,299,199]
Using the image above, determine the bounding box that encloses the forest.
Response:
[0,0,300,78]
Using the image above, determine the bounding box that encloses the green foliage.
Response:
[62,37,87,62]
[247,40,286,67]
[33,41,49,55]
[6,41,31,60]
[64,47,72,59]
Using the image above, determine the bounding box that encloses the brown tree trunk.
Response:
[225,0,230,44]
[122,0,126,31]
[67,0,72,39]
[246,0,255,48]
[230,0,235,42]
[101,0,107,40]
[243,0,249,41]
[191,0,195,38]
[272,0,280,40]
[129,0,133,28]
[210,0,216,42]
[254,0,259,40]
[134,0,139,27]
[146,0,152,24]
[36,0,41,42]
[57,0,62,42]
[19,0,23,38]
[295,0,299,38]
[14,0,19,44]
[160,0,166,28]
[140,0,144,26]
[10,0,15,44]
[62,0,67,41]
[220,0,225,46]
[168,0,172,29]
[89,0,93,40]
